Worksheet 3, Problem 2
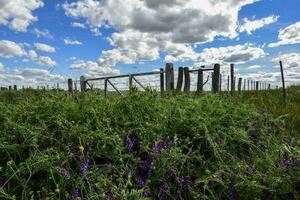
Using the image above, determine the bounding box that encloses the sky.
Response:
[0,0,300,88]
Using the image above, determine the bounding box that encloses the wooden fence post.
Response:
[197,69,204,93]
[183,67,190,93]
[248,80,250,91]
[9,86,12,91]
[279,61,286,100]
[238,78,242,93]
[68,78,73,95]
[104,78,108,97]
[256,81,259,91]
[129,75,133,90]
[243,79,246,91]
[220,74,222,92]
[176,67,184,92]
[212,64,220,93]
[160,68,164,96]
[230,64,235,94]
[80,76,86,93]
[227,75,230,92]
[165,63,174,92]
[13,85,17,90]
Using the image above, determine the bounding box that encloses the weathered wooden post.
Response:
[13,85,17,90]
[183,67,190,93]
[80,76,86,93]
[160,68,164,96]
[243,79,246,91]
[268,84,271,90]
[74,81,77,92]
[176,67,184,92]
[57,83,59,90]
[212,64,220,93]
[256,81,259,91]
[197,69,204,93]
[230,64,235,94]
[219,74,222,92]
[238,78,242,93]
[8,86,12,91]
[165,63,174,93]
[68,78,73,95]
[129,75,133,90]
[227,75,230,92]
[248,80,250,91]
[104,78,108,97]
[279,61,286,100]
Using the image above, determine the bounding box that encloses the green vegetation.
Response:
[0,87,299,199]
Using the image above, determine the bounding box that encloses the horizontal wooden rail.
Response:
[85,71,163,82]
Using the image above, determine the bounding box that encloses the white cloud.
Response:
[268,22,300,47]
[0,40,26,58]
[71,22,86,28]
[239,15,279,34]
[28,50,57,67]
[0,67,65,87]
[0,62,5,71]
[63,0,258,66]
[32,28,54,39]
[198,44,266,64]
[70,60,120,77]
[34,43,56,53]
[0,0,44,32]
[64,38,83,45]
[247,65,262,70]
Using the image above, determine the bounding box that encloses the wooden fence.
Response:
[1,61,287,99]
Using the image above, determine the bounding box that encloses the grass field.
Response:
[0,87,299,199]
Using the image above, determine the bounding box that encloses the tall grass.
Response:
[0,89,299,199]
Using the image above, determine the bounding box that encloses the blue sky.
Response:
[0,0,300,87]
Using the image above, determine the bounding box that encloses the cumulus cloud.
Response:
[0,67,65,87]
[63,0,258,66]
[0,0,44,32]
[64,38,83,45]
[32,28,54,39]
[0,40,26,58]
[269,22,300,47]
[239,15,279,34]
[28,50,57,67]
[198,44,266,64]
[247,65,262,70]
[71,22,86,28]
[0,62,5,71]
[70,60,120,77]
[34,43,56,53]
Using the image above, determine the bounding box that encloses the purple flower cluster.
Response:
[153,138,172,156]
[229,173,237,200]
[80,159,89,174]
[124,133,139,153]
[136,152,154,187]
[281,153,294,169]
[158,181,168,200]
[179,176,190,194]
[105,187,113,200]
[143,186,151,197]
[59,166,70,179]
[71,188,80,199]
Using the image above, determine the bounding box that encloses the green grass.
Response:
[0,88,299,199]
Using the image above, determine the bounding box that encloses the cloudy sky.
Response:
[0,0,300,88]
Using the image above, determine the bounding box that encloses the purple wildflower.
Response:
[59,166,70,179]
[92,185,99,193]
[229,173,238,200]
[105,187,113,200]
[281,153,294,169]
[158,181,168,200]
[124,133,139,152]
[246,165,255,175]
[80,159,89,174]
[143,186,151,197]
[154,142,162,155]
[125,167,132,178]
[136,152,154,187]
[179,176,190,194]
[71,188,80,199]
[162,138,172,150]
